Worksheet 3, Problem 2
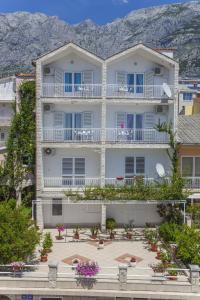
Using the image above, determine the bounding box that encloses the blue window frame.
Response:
[136,74,144,94]
[64,72,82,93]
[183,92,193,101]
[126,73,144,94]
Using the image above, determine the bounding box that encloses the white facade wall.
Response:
[105,149,170,179]
[43,53,102,84]
[36,43,178,228]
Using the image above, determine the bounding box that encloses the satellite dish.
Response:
[162,83,172,98]
[156,163,166,178]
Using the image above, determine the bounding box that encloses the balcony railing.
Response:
[106,128,169,144]
[42,83,102,98]
[0,116,12,126]
[41,83,174,99]
[0,92,15,101]
[43,128,102,143]
[183,177,200,189]
[106,84,174,99]
[44,177,101,188]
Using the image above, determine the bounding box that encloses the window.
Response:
[0,132,5,141]
[64,72,82,93]
[62,157,85,186]
[127,73,144,94]
[52,198,62,216]
[125,157,145,177]
[182,157,200,177]
[183,92,193,101]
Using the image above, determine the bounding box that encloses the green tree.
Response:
[0,200,40,264]
[0,81,36,205]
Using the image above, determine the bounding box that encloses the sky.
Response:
[0,0,188,24]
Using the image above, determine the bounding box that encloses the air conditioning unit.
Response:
[155,105,168,114]
[154,67,163,76]
[44,148,56,156]
[44,66,55,76]
[44,103,54,112]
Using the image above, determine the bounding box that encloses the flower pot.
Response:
[151,244,158,252]
[126,233,132,240]
[74,233,79,240]
[168,276,177,281]
[91,235,97,240]
[40,255,48,262]
[129,261,137,267]
[98,241,104,249]
[56,236,64,240]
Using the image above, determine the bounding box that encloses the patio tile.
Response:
[115,253,143,264]
[62,254,91,265]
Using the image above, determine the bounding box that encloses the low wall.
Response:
[42,202,162,228]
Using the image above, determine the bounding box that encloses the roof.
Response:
[33,41,177,65]
[178,114,200,144]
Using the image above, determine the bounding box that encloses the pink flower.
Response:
[76,261,100,277]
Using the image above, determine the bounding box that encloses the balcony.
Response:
[0,116,12,126]
[42,128,169,144]
[42,83,102,98]
[43,177,156,188]
[106,128,169,144]
[106,84,174,99]
[43,128,102,143]
[184,177,200,189]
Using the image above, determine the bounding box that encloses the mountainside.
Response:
[0,1,200,77]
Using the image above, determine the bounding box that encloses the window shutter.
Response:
[144,112,155,129]
[116,71,127,85]
[54,112,64,127]
[62,158,73,175]
[116,112,126,128]
[145,71,154,97]
[55,68,64,96]
[82,70,93,84]
[82,111,93,128]
[75,158,85,175]
[136,157,145,174]
[125,157,134,175]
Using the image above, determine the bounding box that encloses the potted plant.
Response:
[76,261,100,277]
[116,176,124,181]
[73,225,81,240]
[151,262,165,274]
[40,248,48,262]
[151,237,158,252]
[90,226,99,239]
[129,257,137,267]
[72,258,80,269]
[43,232,53,253]
[98,239,104,249]
[124,223,134,240]
[167,264,178,280]
[10,262,25,273]
[106,218,117,239]
[160,251,172,267]
[56,224,65,240]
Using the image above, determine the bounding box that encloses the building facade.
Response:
[35,42,179,228]
[178,79,200,115]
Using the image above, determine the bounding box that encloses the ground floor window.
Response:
[181,156,200,177]
[52,198,62,216]
[125,156,145,178]
[62,157,85,185]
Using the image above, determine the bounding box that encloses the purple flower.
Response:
[76,261,100,277]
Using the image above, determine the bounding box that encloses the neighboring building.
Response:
[34,42,179,228]
[178,78,200,115]
[178,114,200,190]
[0,74,35,164]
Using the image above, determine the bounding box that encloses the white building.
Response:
[178,79,200,114]
[0,74,35,164]
[34,42,179,228]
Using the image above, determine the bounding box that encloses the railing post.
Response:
[189,264,200,292]
[118,264,127,290]
[48,260,59,288]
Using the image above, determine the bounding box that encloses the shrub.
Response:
[0,200,40,264]
[106,218,117,232]
[159,222,181,243]
[43,232,53,250]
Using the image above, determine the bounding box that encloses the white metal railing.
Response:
[0,116,12,125]
[106,128,169,143]
[105,177,158,186]
[184,177,200,189]
[106,84,174,99]
[42,83,102,98]
[43,128,102,142]
[44,177,101,188]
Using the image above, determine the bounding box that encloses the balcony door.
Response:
[65,113,82,140]
[117,112,143,141]
[64,72,82,93]
[117,72,144,95]
[62,157,85,186]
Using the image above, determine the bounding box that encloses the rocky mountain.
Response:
[0,1,200,77]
